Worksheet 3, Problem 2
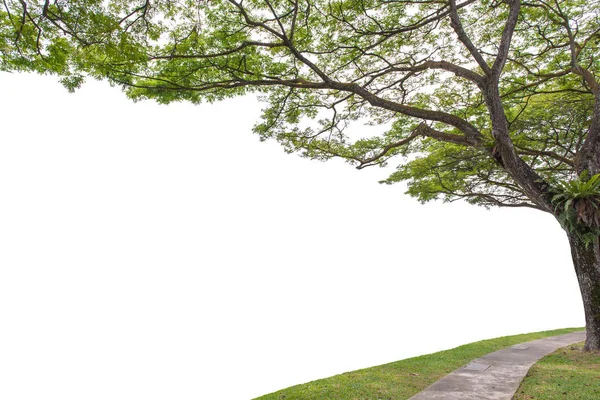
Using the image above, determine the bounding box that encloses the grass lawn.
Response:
[253,327,583,400]
[513,341,600,399]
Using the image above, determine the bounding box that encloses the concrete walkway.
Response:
[408,330,586,400]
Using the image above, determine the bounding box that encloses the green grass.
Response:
[513,342,600,399]
[254,327,584,400]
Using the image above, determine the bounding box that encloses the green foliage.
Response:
[554,172,600,201]
[381,139,515,207]
[552,172,600,247]
[0,0,598,211]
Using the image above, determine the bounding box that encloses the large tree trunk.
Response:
[568,232,600,351]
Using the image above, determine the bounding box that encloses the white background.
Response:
[0,72,584,400]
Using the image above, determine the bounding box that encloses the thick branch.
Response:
[491,0,521,79]
[448,0,491,76]
[484,83,554,211]
[576,92,600,175]
[418,123,473,146]
[331,81,484,145]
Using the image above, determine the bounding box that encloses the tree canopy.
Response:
[2,0,598,213]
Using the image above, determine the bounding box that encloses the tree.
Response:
[2,0,600,349]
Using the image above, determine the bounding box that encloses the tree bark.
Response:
[568,232,600,351]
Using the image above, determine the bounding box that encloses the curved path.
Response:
[408,330,586,400]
